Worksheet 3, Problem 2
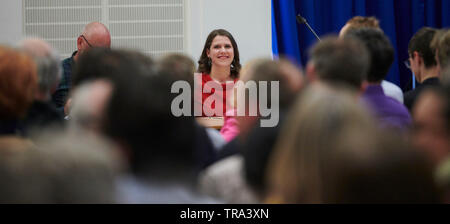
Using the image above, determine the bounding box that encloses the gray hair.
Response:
[69,79,113,133]
[35,51,61,94]
[18,38,62,95]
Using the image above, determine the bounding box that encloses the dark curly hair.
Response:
[197,29,241,79]
[345,28,394,82]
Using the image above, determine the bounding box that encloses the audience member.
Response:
[214,59,261,143]
[0,131,119,203]
[436,157,450,203]
[18,38,64,135]
[431,29,450,82]
[156,53,220,169]
[69,79,113,135]
[73,48,153,88]
[413,83,450,203]
[404,27,440,111]
[199,58,303,203]
[413,85,450,166]
[158,53,197,84]
[0,45,37,136]
[52,22,111,114]
[105,69,219,203]
[1,17,447,204]
[344,28,412,130]
[67,47,153,117]
[306,36,369,91]
[266,86,439,203]
[339,16,381,37]
[338,15,404,103]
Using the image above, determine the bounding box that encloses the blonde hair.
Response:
[431,29,450,70]
[340,16,382,37]
[346,16,380,29]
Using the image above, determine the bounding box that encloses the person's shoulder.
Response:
[62,56,73,69]
[62,57,70,65]
[62,51,77,65]
[0,136,32,148]
[382,80,401,90]
[204,155,243,177]
[381,80,404,103]
[199,155,244,192]
[403,88,420,111]
[201,73,212,82]
[404,88,417,99]
[423,77,441,86]
[385,96,411,116]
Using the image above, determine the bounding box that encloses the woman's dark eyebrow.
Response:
[212,43,232,48]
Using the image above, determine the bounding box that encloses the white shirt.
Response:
[381,80,404,104]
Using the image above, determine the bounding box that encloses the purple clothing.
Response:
[361,84,412,130]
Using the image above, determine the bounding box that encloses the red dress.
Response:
[196,73,237,117]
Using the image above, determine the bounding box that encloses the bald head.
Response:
[82,22,111,48]
[76,22,111,59]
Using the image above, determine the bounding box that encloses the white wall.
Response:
[186,0,272,65]
[0,0,23,45]
[0,0,272,63]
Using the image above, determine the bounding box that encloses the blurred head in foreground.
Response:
[413,85,450,166]
[0,45,37,122]
[306,36,369,91]
[266,85,439,203]
[18,38,61,101]
[0,131,119,203]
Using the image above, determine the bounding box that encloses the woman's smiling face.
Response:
[207,35,234,68]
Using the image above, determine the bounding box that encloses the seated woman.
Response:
[196,29,241,118]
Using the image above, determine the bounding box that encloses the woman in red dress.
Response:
[196,29,241,117]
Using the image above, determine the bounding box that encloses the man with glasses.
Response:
[404,27,440,111]
[51,22,111,115]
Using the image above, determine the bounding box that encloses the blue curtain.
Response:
[272,0,450,91]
